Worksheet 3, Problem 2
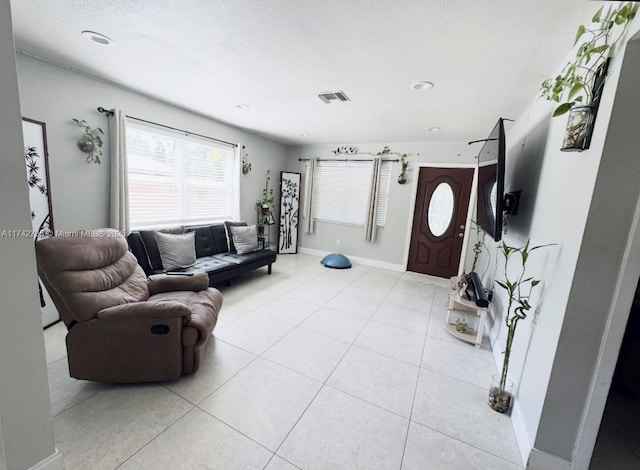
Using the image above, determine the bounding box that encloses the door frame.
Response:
[403,162,478,275]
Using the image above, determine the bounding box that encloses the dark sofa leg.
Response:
[268,264,272,275]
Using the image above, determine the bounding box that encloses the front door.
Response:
[408,167,474,278]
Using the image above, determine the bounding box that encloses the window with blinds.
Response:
[126,120,237,229]
[312,160,391,226]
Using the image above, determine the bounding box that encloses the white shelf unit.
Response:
[446,276,489,348]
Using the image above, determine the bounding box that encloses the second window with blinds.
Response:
[313,160,391,227]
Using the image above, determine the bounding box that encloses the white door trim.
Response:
[572,191,640,469]
[403,162,477,275]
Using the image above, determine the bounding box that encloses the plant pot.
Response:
[561,105,594,152]
[397,174,407,184]
[77,135,96,153]
[488,375,514,413]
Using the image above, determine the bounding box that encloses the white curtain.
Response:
[109,109,130,234]
[233,143,243,221]
[302,158,317,233]
[364,157,382,242]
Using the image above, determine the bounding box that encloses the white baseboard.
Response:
[511,400,533,467]
[526,448,571,470]
[297,247,405,272]
[29,448,63,470]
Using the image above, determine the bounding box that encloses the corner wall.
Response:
[0,0,59,468]
[478,14,640,467]
[16,54,289,231]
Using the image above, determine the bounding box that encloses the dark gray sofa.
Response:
[127,224,276,286]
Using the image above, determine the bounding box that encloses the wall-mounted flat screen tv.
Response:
[477,118,506,241]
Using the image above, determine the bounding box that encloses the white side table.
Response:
[445,276,489,348]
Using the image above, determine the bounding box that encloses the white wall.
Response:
[287,142,477,265]
[0,1,58,468]
[474,14,640,466]
[16,54,289,231]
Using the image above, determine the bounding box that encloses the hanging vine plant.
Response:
[72,118,104,164]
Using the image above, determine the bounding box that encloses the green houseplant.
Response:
[489,239,552,413]
[256,170,275,226]
[72,118,104,164]
[540,3,638,151]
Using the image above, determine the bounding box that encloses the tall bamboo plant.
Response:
[490,239,552,412]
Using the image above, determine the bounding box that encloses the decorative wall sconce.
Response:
[72,118,104,164]
[242,153,252,174]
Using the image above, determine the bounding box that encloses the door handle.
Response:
[458,233,464,238]
[460,225,465,230]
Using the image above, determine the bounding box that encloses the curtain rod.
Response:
[97,107,242,148]
[298,158,399,163]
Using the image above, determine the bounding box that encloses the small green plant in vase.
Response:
[256,170,275,225]
[72,118,104,164]
[489,239,552,413]
[540,2,638,151]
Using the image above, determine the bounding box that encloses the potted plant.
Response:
[470,220,487,273]
[489,239,552,413]
[256,170,275,225]
[72,118,104,164]
[397,153,409,184]
[540,2,638,151]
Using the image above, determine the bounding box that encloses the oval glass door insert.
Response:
[427,182,454,236]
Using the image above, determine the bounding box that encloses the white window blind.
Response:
[312,160,391,226]
[126,120,237,229]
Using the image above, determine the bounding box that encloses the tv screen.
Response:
[477,118,506,241]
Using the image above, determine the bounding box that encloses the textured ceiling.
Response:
[10,0,598,145]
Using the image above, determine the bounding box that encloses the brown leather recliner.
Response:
[36,229,223,383]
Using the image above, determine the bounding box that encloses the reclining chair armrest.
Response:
[97,301,191,321]
[148,272,209,295]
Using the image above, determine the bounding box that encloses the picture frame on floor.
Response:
[278,171,301,254]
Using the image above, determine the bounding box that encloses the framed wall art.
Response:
[278,171,301,254]
[22,117,58,327]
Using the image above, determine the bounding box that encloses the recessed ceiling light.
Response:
[427,127,441,132]
[235,104,250,109]
[81,31,113,45]
[411,81,434,91]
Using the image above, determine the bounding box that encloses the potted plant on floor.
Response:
[540,2,638,151]
[489,239,552,413]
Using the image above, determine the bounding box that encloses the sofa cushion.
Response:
[140,227,184,271]
[182,255,238,273]
[224,221,247,252]
[156,231,197,271]
[186,226,217,258]
[210,224,229,254]
[230,225,259,255]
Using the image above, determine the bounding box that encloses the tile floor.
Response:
[43,254,523,470]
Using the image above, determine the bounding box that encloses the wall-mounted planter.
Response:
[560,105,595,152]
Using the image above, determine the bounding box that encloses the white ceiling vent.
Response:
[318,90,351,104]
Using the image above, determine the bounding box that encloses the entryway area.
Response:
[407,166,474,278]
[590,278,640,470]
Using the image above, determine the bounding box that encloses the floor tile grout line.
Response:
[409,419,525,467]
[399,287,437,470]
[114,402,196,469]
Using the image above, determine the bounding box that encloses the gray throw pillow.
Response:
[229,225,259,255]
[224,221,247,252]
[155,231,196,271]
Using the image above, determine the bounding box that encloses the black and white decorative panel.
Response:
[278,171,301,254]
[22,117,58,327]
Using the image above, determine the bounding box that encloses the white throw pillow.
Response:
[155,231,196,271]
[229,225,259,255]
